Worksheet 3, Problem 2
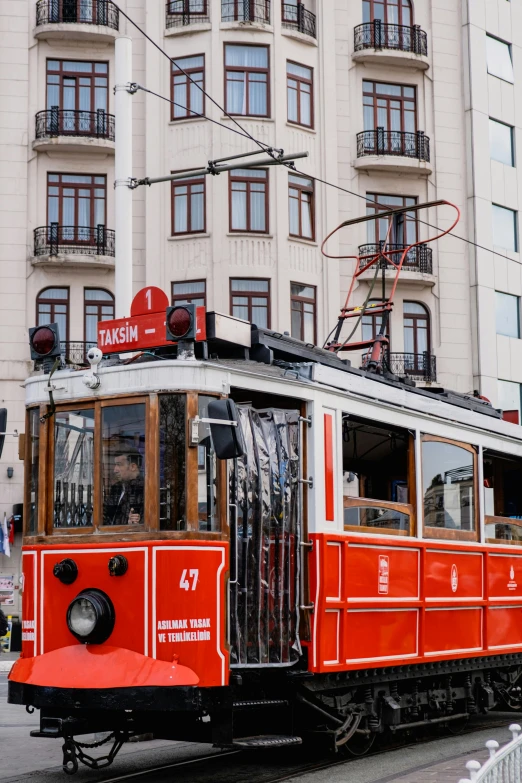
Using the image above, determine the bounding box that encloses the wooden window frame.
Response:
[224,0,270,22]
[168,0,208,17]
[47,173,107,228]
[290,282,317,344]
[171,54,205,121]
[403,301,431,373]
[172,279,207,307]
[363,0,413,26]
[84,288,114,345]
[224,43,270,118]
[363,80,417,133]
[485,516,522,546]
[171,174,206,236]
[36,286,70,344]
[46,58,109,114]
[366,193,418,246]
[287,60,313,129]
[229,169,269,234]
[230,277,271,328]
[421,434,479,542]
[288,174,315,241]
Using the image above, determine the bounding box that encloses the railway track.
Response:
[69,713,521,783]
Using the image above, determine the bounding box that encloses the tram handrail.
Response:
[458,724,522,783]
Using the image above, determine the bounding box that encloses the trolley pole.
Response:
[114,36,133,319]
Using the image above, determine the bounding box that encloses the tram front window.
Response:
[483,450,522,543]
[27,408,40,534]
[422,438,476,534]
[102,404,146,526]
[53,409,95,528]
[159,395,186,531]
[198,396,218,532]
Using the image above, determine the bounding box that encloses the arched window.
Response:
[363,0,412,27]
[84,289,114,346]
[362,299,391,344]
[37,287,69,343]
[403,301,429,356]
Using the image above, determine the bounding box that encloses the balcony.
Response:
[386,352,437,383]
[221,0,271,25]
[353,21,429,69]
[358,243,433,274]
[355,129,432,175]
[281,3,316,40]
[33,225,115,269]
[166,0,210,31]
[61,342,93,366]
[34,109,115,153]
[34,0,119,42]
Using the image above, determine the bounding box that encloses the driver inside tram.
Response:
[104,448,144,525]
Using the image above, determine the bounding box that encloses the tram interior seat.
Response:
[342,415,412,533]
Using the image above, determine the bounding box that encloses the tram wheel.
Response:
[446,715,470,736]
[341,730,376,757]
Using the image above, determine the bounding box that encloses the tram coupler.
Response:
[62,731,127,775]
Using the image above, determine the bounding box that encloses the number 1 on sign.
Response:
[145,288,152,310]
[180,569,199,591]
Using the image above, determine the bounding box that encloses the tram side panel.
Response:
[309,535,522,672]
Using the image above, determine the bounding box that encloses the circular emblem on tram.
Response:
[451,564,458,593]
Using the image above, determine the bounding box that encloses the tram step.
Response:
[232,735,302,749]
[233,699,289,709]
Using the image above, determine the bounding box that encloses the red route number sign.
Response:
[97,286,206,354]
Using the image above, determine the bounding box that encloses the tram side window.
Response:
[342,414,413,535]
[483,450,522,543]
[422,438,476,536]
[197,396,218,531]
[102,404,146,526]
[54,409,95,528]
[27,409,40,534]
[159,395,186,531]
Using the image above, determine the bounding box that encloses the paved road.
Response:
[0,673,517,783]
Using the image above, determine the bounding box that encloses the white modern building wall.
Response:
[1,0,522,603]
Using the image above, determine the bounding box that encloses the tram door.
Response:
[230,407,302,666]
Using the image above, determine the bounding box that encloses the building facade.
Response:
[0,0,520,609]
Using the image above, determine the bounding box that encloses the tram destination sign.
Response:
[97,286,206,354]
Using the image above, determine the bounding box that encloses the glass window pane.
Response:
[489,119,514,166]
[172,55,205,71]
[496,291,520,338]
[53,409,95,528]
[422,440,475,532]
[487,36,514,83]
[85,289,113,302]
[493,204,517,251]
[291,283,315,298]
[27,409,40,535]
[159,395,186,531]
[173,281,206,297]
[102,405,146,526]
[287,62,312,80]
[197,396,218,531]
[231,279,269,292]
[231,189,247,230]
[499,380,522,424]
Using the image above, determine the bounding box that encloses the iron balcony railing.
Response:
[166,0,210,27]
[36,0,119,28]
[354,21,428,56]
[221,0,270,23]
[61,342,95,366]
[35,108,115,141]
[386,351,437,382]
[357,128,430,162]
[34,225,115,257]
[358,243,433,274]
[281,2,316,37]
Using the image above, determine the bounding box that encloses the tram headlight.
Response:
[66,589,115,644]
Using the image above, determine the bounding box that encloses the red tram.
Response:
[8,290,522,773]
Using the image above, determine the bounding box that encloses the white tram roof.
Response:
[25,351,522,457]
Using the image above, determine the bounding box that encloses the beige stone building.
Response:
[0,0,521,609]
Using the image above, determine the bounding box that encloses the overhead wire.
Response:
[111,1,514,266]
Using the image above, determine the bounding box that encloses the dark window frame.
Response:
[171,279,207,307]
[363,80,417,133]
[36,286,70,343]
[222,0,270,21]
[171,54,205,121]
[171,174,206,236]
[288,174,315,240]
[362,299,391,345]
[229,168,269,234]
[291,282,316,344]
[46,172,107,229]
[46,58,109,113]
[287,60,313,128]
[362,0,413,25]
[366,192,418,245]
[84,288,114,345]
[224,42,270,118]
[403,300,430,355]
[230,277,271,328]
[168,0,209,16]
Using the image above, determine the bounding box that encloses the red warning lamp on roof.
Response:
[28,324,61,361]
[166,305,196,342]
